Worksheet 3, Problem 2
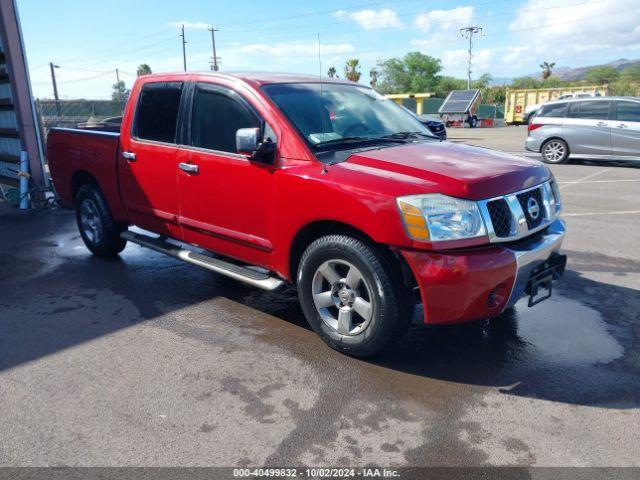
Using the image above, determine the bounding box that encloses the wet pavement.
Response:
[0,159,639,467]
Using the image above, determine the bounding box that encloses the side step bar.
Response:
[121,231,285,291]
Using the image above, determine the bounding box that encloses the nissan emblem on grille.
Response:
[527,197,540,220]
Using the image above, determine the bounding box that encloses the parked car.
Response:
[526,96,640,163]
[47,72,566,357]
[400,105,447,140]
[523,92,602,124]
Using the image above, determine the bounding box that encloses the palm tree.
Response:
[136,64,152,77]
[369,68,379,90]
[344,59,361,83]
[327,66,337,78]
[540,61,556,80]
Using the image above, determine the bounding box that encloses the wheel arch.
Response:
[287,220,417,291]
[71,170,99,202]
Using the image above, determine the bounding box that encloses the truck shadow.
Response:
[1,208,638,410]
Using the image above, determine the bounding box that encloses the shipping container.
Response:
[504,85,609,125]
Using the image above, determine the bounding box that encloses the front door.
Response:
[177,82,277,267]
[612,100,640,157]
[119,81,185,237]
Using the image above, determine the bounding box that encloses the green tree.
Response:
[620,66,640,81]
[344,59,361,82]
[376,52,442,94]
[472,73,493,90]
[433,76,467,98]
[584,66,620,84]
[512,76,541,89]
[540,61,556,80]
[111,81,130,101]
[136,64,152,76]
[327,66,337,78]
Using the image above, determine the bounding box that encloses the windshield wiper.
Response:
[379,131,436,141]
[313,136,373,148]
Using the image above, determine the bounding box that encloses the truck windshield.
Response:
[262,82,436,150]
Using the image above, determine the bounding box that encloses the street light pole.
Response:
[460,26,483,90]
[49,62,60,116]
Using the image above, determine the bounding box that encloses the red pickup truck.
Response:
[48,72,566,357]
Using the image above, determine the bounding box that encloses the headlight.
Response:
[397,194,487,242]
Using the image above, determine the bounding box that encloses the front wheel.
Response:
[297,235,413,357]
[541,138,569,164]
[75,184,127,257]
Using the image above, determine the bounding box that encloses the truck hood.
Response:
[341,141,549,200]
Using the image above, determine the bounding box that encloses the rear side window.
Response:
[134,82,183,143]
[191,85,260,153]
[538,102,567,118]
[568,101,611,120]
[616,101,640,122]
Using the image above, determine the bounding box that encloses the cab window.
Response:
[616,101,640,123]
[134,82,183,143]
[538,102,567,118]
[568,101,611,120]
[191,85,261,153]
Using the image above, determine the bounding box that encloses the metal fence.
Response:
[35,99,125,136]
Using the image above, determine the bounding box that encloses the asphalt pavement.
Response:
[1,127,639,469]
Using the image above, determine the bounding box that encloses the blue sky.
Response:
[18,0,640,99]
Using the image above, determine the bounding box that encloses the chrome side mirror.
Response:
[236,127,260,156]
[236,127,276,165]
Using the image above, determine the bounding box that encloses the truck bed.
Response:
[47,128,127,221]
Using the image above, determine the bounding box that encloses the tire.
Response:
[75,184,127,257]
[297,235,413,357]
[541,138,569,164]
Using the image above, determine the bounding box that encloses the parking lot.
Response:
[1,126,639,468]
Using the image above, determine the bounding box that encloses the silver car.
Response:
[525,96,640,163]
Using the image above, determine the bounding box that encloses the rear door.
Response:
[119,81,186,237]
[612,100,640,157]
[563,100,613,156]
[177,82,277,267]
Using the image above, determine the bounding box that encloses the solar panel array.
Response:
[438,90,481,114]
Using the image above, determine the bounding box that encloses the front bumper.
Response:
[400,219,566,325]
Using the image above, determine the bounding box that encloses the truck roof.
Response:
[139,71,356,86]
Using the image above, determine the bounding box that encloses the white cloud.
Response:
[413,6,474,34]
[441,48,493,74]
[508,0,640,57]
[241,42,355,57]
[502,46,530,70]
[168,21,210,30]
[333,8,402,30]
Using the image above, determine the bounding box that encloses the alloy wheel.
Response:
[311,259,374,336]
[79,198,103,244]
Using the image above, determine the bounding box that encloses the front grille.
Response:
[517,187,544,229]
[487,199,512,237]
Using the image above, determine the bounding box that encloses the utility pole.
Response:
[49,62,59,101]
[115,68,120,83]
[459,26,483,90]
[208,26,220,71]
[180,24,187,71]
[49,62,60,116]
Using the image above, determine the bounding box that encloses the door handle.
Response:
[616,124,628,129]
[122,151,136,162]
[179,162,199,174]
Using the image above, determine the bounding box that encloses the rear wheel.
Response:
[297,235,413,357]
[541,138,569,164]
[75,184,127,257]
